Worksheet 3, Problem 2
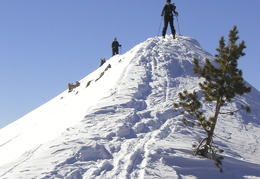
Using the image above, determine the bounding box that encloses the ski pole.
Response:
[157,16,163,36]
[176,15,181,35]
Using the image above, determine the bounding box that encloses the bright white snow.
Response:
[0,35,259,179]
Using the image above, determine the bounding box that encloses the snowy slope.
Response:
[0,35,259,179]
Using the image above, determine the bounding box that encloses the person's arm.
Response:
[172,4,178,16]
[161,5,166,16]
[116,41,122,47]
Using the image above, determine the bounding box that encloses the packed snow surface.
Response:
[0,35,259,179]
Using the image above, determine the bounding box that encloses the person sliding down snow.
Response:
[99,58,106,67]
[161,0,178,39]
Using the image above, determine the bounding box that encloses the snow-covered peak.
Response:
[0,35,259,178]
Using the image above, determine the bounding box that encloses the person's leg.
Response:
[169,16,176,38]
[162,17,169,38]
[112,49,115,56]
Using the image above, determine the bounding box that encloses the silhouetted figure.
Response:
[111,37,122,56]
[161,0,178,39]
[99,58,106,67]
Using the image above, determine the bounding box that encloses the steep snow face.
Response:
[0,35,259,179]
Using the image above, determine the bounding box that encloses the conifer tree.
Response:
[174,26,251,171]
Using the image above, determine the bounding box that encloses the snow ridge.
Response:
[0,35,259,179]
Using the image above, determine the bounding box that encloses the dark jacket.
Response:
[112,41,120,50]
[162,4,177,17]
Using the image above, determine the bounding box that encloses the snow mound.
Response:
[0,34,259,179]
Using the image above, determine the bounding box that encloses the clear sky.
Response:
[1,0,259,129]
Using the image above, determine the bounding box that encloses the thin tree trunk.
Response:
[206,97,222,150]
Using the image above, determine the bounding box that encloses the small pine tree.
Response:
[174,26,251,172]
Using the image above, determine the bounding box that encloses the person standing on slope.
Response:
[161,0,178,39]
[111,37,122,56]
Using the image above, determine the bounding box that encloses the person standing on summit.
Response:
[111,37,121,56]
[161,0,178,39]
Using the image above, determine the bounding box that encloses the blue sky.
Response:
[1,0,259,128]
